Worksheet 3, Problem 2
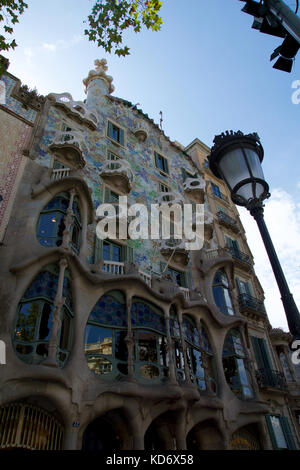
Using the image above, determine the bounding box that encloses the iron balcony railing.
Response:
[228,247,251,265]
[217,211,239,232]
[238,293,266,315]
[256,368,288,390]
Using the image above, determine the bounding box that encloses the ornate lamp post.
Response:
[209,130,300,340]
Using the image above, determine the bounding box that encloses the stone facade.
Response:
[0,58,299,451]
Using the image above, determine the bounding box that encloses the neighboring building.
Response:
[0,57,299,451]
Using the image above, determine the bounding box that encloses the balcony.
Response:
[159,238,190,266]
[183,175,206,203]
[227,247,252,271]
[198,247,234,275]
[49,92,98,130]
[100,260,190,299]
[99,159,134,194]
[51,167,71,181]
[256,368,288,391]
[133,122,148,142]
[238,293,266,318]
[157,191,184,206]
[49,131,86,168]
[217,211,239,234]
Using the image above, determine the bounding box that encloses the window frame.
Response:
[154,150,170,176]
[106,119,126,147]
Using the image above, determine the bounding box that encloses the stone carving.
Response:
[83,59,115,94]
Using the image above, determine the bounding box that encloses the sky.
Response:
[2,0,300,331]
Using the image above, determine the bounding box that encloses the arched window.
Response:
[37,192,81,254]
[13,264,74,366]
[212,269,235,316]
[222,329,253,400]
[131,298,168,382]
[85,290,128,378]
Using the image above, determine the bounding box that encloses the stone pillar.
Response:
[195,317,211,393]
[62,188,76,250]
[125,294,135,381]
[177,311,192,385]
[63,417,81,450]
[163,306,177,383]
[44,258,67,367]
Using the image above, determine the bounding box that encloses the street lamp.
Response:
[209,130,300,340]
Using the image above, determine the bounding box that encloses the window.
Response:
[14,264,74,367]
[85,290,128,377]
[251,336,273,371]
[107,120,125,146]
[204,159,209,169]
[167,267,186,287]
[107,150,120,161]
[37,192,82,254]
[103,240,123,263]
[236,278,252,296]
[212,269,235,316]
[266,415,297,450]
[131,298,169,381]
[222,329,253,400]
[104,187,120,203]
[154,152,169,175]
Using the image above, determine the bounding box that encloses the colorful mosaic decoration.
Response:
[89,293,127,328]
[131,301,166,334]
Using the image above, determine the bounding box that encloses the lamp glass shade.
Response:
[218,146,266,201]
[218,148,249,191]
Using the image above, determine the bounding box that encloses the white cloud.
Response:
[42,35,83,53]
[239,188,300,332]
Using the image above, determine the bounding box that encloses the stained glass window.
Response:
[14,264,73,367]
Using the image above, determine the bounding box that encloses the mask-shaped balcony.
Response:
[133,122,149,142]
[49,92,98,130]
[99,160,134,194]
[159,238,190,266]
[183,175,206,203]
[49,131,86,169]
[157,190,184,206]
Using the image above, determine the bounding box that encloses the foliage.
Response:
[85,0,163,56]
[0,0,28,75]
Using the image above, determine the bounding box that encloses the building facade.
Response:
[0,58,299,451]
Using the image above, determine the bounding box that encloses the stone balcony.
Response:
[49,92,98,130]
[99,260,198,302]
[157,190,184,206]
[99,159,134,194]
[132,122,148,142]
[159,238,190,266]
[183,175,206,203]
[49,130,86,168]
[238,293,267,319]
[217,210,240,234]
[256,368,288,391]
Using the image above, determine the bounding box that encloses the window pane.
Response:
[59,310,71,350]
[115,330,128,362]
[85,325,113,356]
[159,336,169,367]
[38,302,53,340]
[270,416,288,449]
[87,356,113,375]
[15,302,40,341]
[138,331,157,363]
